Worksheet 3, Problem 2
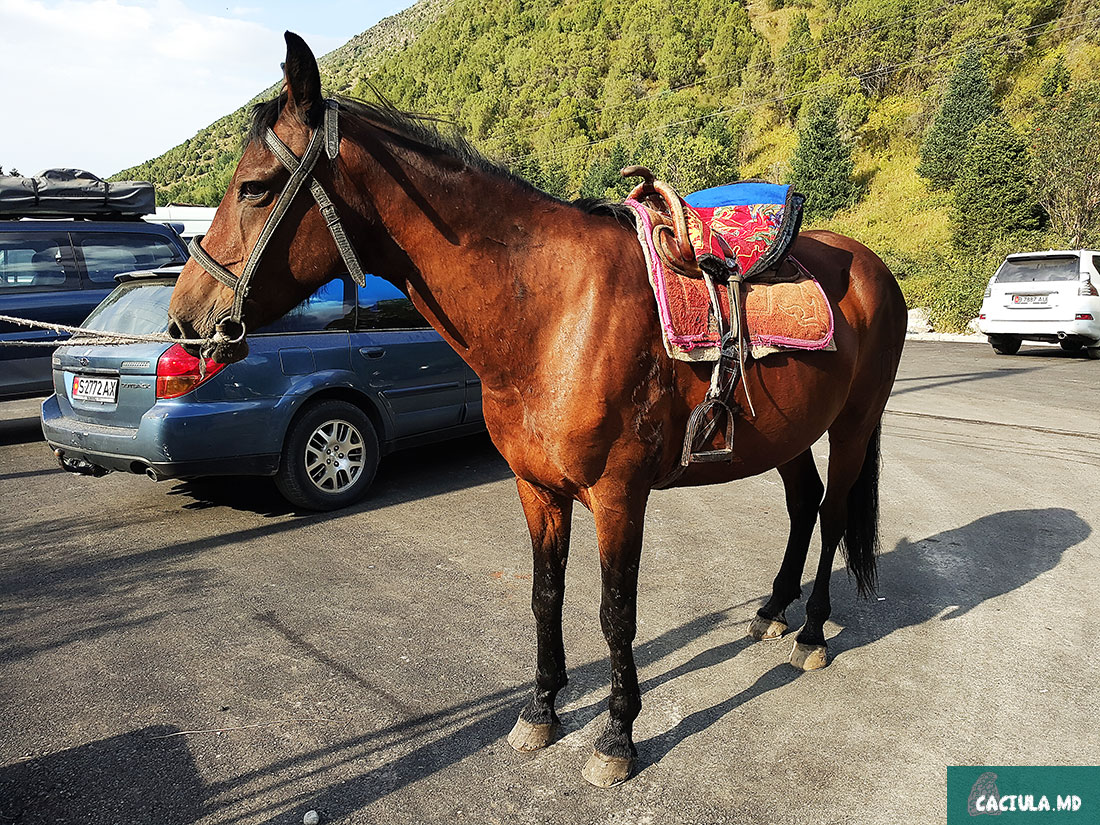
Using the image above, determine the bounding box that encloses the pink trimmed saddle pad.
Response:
[626,198,834,362]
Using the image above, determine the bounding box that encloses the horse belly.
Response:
[665,345,854,488]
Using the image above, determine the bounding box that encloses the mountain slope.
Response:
[116,0,1100,330]
[111,0,451,205]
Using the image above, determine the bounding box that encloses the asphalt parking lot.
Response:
[1,340,1098,825]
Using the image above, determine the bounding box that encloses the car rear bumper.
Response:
[41,394,282,479]
[977,316,1100,343]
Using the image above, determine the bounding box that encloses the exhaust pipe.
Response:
[145,467,164,482]
[1058,331,1067,340]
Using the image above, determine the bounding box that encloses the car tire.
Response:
[1060,340,1083,352]
[989,336,1021,355]
[1085,347,1100,361]
[275,400,379,511]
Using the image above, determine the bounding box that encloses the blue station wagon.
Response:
[41,267,484,510]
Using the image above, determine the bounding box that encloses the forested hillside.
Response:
[113,0,451,205]
[115,0,1100,329]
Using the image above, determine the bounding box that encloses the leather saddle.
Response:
[621,166,804,285]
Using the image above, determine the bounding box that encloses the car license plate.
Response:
[1012,294,1048,305]
[72,375,118,403]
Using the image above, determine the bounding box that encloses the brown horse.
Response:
[169,33,907,787]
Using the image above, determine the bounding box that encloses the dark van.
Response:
[0,169,186,398]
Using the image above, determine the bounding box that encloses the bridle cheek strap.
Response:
[187,99,366,343]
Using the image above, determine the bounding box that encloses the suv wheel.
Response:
[275,400,379,511]
[1086,347,1100,361]
[989,336,1021,355]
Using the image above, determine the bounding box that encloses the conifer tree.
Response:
[780,12,819,120]
[951,116,1041,252]
[1039,52,1071,99]
[918,49,995,190]
[788,94,857,219]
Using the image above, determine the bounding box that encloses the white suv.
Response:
[978,250,1100,359]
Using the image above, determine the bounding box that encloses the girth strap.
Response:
[188,99,366,338]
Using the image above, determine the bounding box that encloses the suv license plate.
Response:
[1012,294,1048,305]
[72,375,118,403]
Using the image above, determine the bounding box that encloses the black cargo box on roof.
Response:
[0,168,155,218]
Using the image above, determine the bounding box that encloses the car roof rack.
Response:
[0,168,155,219]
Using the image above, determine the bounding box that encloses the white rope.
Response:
[0,313,214,348]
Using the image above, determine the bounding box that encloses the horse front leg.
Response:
[508,478,573,752]
[582,486,647,788]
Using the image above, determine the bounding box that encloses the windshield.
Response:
[994,256,1081,283]
[84,279,175,334]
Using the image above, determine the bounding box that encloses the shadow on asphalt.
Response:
[164,432,511,518]
[0,415,43,448]
[6,507,1077,823]
[633,507,1090,770]
[0,726,204,824]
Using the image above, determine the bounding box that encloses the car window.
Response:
[258,276,356,334]
[0,232,78,292]
[355,273,430,330]
[75,232,181,285]
[82,279,175,334]
[1092,255,1100,276]
[994,256,1080,283]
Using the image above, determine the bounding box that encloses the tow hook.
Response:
[54,449,110,478]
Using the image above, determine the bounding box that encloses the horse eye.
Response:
[239,181,268,201]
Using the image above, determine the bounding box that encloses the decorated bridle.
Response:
[188,99,366,344]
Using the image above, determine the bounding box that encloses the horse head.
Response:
[168,32,370,363]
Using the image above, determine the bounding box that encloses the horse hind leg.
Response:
[507,479,573,753]
[790,422,882,671]
[749,449,824,641]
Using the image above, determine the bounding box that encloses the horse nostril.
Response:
[167,316,197,343]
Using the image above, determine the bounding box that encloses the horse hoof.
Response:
[789,640,829,671]
[507,718,558,753]
[748,614,788,640]
[581,750,634,788]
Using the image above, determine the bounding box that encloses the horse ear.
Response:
[282,31,322,125]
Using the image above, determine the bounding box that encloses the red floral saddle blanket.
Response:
[625,190,834,362]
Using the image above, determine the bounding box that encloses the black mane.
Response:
[246,92,634,228]
[248,93,540,196]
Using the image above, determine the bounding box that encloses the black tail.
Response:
[841,421,881,596]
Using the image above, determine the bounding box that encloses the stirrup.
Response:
[681,398,735,465]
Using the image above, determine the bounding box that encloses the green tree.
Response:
[579,142,631,199]
[951,116,1041,252]
[788,94,857,219]
[918,49,995,190]
[1039,52,1071,100]
[1032,83,1100,248]
[779,12,819,120]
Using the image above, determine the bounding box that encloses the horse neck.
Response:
[342,128,581,388]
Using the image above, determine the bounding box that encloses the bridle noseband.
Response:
[188,98,366,344]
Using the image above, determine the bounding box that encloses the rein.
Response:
[188,98,366,344]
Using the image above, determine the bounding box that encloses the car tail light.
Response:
[1079,279,1099,296]
[1076,313,1094,321]
[156,344,225,398]
[979,313,986,320]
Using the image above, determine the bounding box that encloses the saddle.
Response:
[621,166,804,287]
[621,167,817,482]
